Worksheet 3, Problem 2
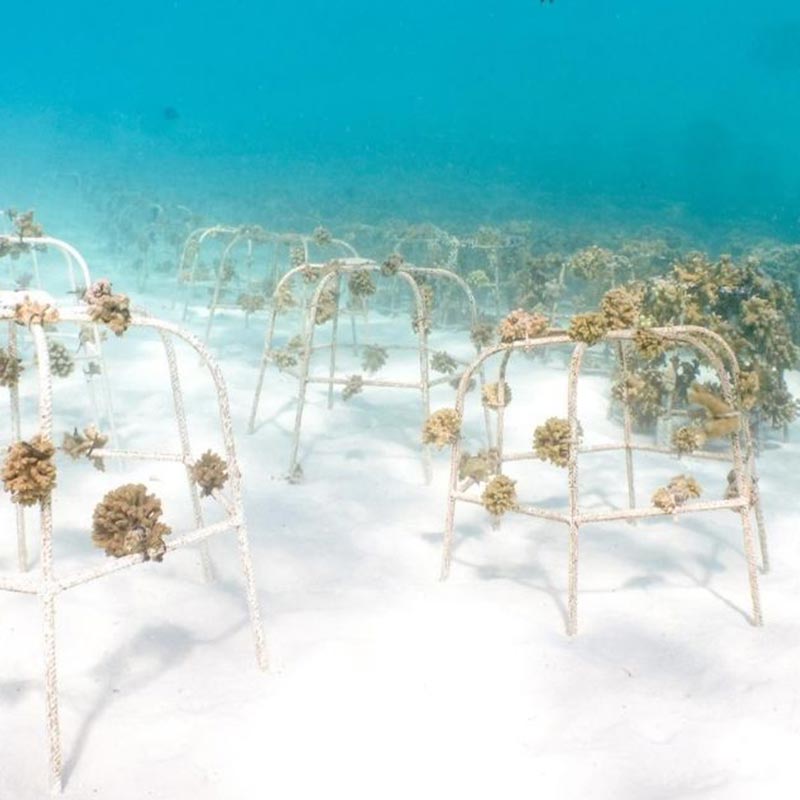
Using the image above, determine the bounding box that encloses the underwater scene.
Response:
[2,1,800,797]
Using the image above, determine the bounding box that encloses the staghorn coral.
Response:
[47,340,75,378]
[498,309,549,343]
[430,351,458,374]
[422,409,461,449]
[600,285,643,330]
[458,448,500,483]
[470,321,495,350]
[190,450,229,496]
[14,298,60,326]
[533,417,573,467]
[481,474,518,516]
[671,425,705,456]
[466,270,492,289]
[482,381,512,409]
[312,226,333,246]
[568,311,608,345]
[314,287,338,325]
[92,483,171,561]
[381,253,404,276]
[348,270,376,298]
[342,374,363,401]
[361,344,388,374]
[2,435,56,505]
[0,346,23,388]
[633,328,668,360]
[84,279,131,336]
[237,292,267,315]
[652,474,702,513]
[62,425,108,471]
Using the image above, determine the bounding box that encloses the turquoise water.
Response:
[2,1,800,232]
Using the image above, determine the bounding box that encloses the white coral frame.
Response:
[0,307,268,794]
[441,326,767,635]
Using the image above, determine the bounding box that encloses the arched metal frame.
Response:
[0,307,268,795]
[176,225,358,345]
[441,325,767,636]
[2,238,120,565]
[249,257,490,484]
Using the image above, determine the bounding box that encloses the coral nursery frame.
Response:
[0,304,267,794]
[176,224,359,345]
[440,326,768,635]
[249,257,488,483]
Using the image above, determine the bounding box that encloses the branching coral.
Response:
[652,474,702,513]
[600,285,643,330]
[671,425,705,456]
[481,474,518,516]
[568,311,608,345]
[361,344,388,374]
[342,374,363,400]
[190,450,229,496]
[237,292,267,315]
[498,309,549,343]
[0,346,23,388]
[430,351,458,374]
[47,340,75,378]
[482,382,512,409]
[533,417,573,467]
[84,279,131,336]
[381,253,404,276]
[348,270,376,299]
[14,298,60,327]
[458,448,500,483]
[314,288,338,325]
[2,435,57,505]
[62,425,108,471]
[422,409,461,448]
[470,321,495,350]
[92,483,171,561]
[633,328,668,360]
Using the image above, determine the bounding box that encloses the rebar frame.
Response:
[0,307,268,794]
[248,257,490,483]
[176,225,358,345]
[1,238,119,568]
[440,326,767,635]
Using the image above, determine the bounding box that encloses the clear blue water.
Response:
[3,0,800,233]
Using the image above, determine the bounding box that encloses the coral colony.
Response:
[1,200,798,792]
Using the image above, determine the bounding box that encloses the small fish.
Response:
[162,106,180,121]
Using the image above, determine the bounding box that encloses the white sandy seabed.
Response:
[2,243,800,800]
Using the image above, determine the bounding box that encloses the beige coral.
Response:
[652,475,702,513]
[481,474,518,516]
[422,409,461,449]
[2,435,57,506]
[92,483,171,561]
[498,309,549,343]
[533,417,573,467]
[481,382,512,409]
[190,450,229,496]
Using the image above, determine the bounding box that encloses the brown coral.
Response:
[0,346,23,388]
[498,309,549,343]
[568,312,609,345]
[481,382,512,409]
[62,425,108,471]
[47,340,75,378]
[342,374,364,401]
[481,474,518,516]
[348,270,376,298]
[92,483,171,561]
[2,435,57,505]
[634,328,668,360]
[190,450,229,496]
[458,448,500,483]
[652,475,702,513]
[14,298,60,327]
[422,409,461,449]
[430,351,458,374]
[533,417,573,467]
[381,253,404,276]
[470,322,495,350]
[314,287,338,325]
[361,345,388,374]
[671,425,705,456]
[600,285,643,330]
[84,279,131,336]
